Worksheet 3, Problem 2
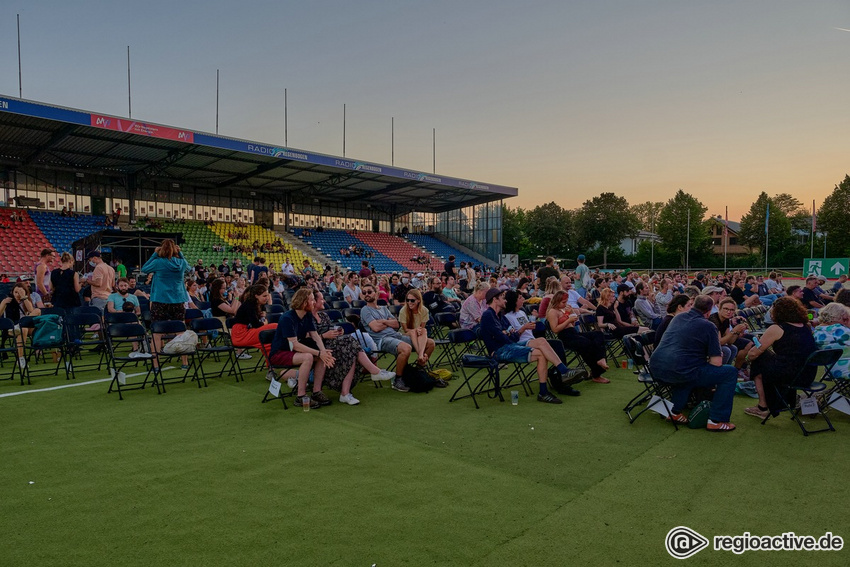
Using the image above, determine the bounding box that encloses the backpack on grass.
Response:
[402,365,436,393]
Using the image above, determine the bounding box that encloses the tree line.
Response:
[503,174,850,269]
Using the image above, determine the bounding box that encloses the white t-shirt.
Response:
[343,285,361,302]
[504,311,535,344]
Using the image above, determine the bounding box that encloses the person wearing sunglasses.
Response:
[398,289,435,366]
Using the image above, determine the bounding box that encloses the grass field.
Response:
[1,354,849,566]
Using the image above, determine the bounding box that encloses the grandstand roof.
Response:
[0,96,517,214]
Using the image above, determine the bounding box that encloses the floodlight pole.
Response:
[685,208,690,273]
[284,88,288,147]
[391,117,394,166]
[127,46,132,118]
[343,104,346,157]
[17,14,22,98]
[432,128,436,174]
[650,211,655,272]
[215,69,220,135]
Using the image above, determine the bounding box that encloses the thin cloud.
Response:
[835,27,850,32]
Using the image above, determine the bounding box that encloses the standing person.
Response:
[535,257,559,289]
[359,260,372,279]
[574,254,591,298]
[443,255,457,278]
[114,258,127,280]
[49,252,81,311]
[86,251,115,313]
[35,249,55,302]
[141,239,191,353]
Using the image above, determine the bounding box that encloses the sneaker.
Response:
[371,369,395,381]
[181,364,190,370]
[18,357,27,370]
[339,393,360,405]
[128,351,152,359]
[311,390,332,406]
[706,420,736,432]
[558,386,581,397]
[537,393,563,404]
[666,412,689,424]
[237,352,252,360]
[561,369,588,385]
[392,377,410,392]
[744,406,769,419]
[266,370,276,382]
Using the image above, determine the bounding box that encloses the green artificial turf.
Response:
[1,354,849,566]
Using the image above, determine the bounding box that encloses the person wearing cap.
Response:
[699,285,725,316]
[86,250,115,312]
[574,254,590,298]
[479,287,586,404]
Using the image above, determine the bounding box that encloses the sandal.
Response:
[666,412,689,424]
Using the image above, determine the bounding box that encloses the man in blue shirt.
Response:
[650,295,738,432]
[479,288,586,403]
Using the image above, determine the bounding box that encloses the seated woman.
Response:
[596,288,646,339]
[185,279,203,309]
[398,289,434,366]
[536,278,563,318]
[744,297,817,418]
[377,276,391,303]
[230,284,278,350]
[730,278,761,309]
[544,290,610,384]
[310,291,395,405]
[0,283,41,368]
[812,302,850,379]
[709,297,753,369]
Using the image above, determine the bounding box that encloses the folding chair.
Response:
[428,312,457,368]
[150,320,201,389]
[0,318,21,384]
[105,311,139,326]
[257,329,298,408]
[332,301,351,310]
[351,300,367,308]
[19,315,70,383]
[580,313,623,364]
[225,318,266,375]
[322,309,344,324]
[191,318,242,382]
[265,304,284,315]
[621,333,680,430]
[64,312,108,380]
[266,312,282,324]
[106,323,157,400]
[760,348,841,436]
[444,329,479,371]
[343,307,361,320]
[449,353,502,409]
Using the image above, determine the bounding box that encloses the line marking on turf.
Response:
[0,367,176,398]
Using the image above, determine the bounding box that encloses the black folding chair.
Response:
[322,309,344,324]
[19,315,70,383]
[332,301,351,310]
[0,317,21,384]
[257,329,298,408]
[428,312,457,368]
[449,353,502,409]
[106,323,158,400]
[343,307,361,320]
[351,300,367,308]
[191,318,242,383]
[265,304,284,315]
[65,312,109,379]
[761,348,841,436]
[150,320,200,389]
[266,312,282,324]
[621,333,679,430]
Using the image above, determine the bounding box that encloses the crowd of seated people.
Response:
[7,229,850,428]
[340,245,373,258]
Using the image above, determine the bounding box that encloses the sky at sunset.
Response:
[1,1,848,220]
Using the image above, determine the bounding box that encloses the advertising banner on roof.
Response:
[90,114,194,142]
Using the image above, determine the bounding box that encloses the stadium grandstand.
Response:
[0,96,516,277]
